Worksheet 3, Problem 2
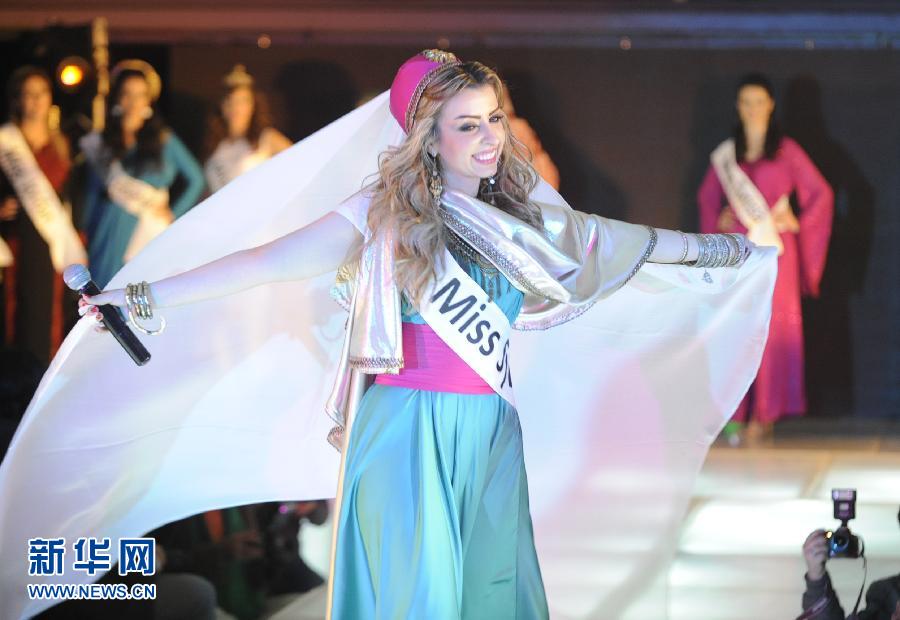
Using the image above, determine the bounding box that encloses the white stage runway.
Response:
[268,436,900,620]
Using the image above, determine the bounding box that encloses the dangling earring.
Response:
[428,154,442,209]
[487,175,497,205]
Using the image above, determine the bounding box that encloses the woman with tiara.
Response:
[80,60,205,288]
[0,66,86,364]
[0,51,775,619]
[698,73,833,445]
[204,64,292,194]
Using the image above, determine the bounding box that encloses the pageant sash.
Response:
[0,123,86,272]
[204,140,248,194]
[205,138,269,193]
[416,248,515,406]
[80,132,171,262]
[106,162,172,262]
[711,139,784,254]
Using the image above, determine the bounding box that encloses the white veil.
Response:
[0,91,775,619]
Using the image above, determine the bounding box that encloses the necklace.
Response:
[445,229,501,301]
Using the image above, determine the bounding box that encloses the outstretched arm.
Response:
[647,226,755,266]
[85,211,362,309]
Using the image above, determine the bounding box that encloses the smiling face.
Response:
[433,84,506,196]
[736,84,775,133]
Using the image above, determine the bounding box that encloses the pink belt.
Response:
[374,323,495,394]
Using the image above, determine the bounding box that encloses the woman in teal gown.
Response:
[81,61,204,287]
[331,243,549,619]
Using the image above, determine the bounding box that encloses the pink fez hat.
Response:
[389,49,462,133]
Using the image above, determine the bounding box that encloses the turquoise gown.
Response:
[82,134,205,288]
[330,245,550,620]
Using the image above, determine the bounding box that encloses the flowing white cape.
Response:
[0,92,775,619]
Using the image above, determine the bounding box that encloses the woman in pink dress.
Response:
[698,73,834,443]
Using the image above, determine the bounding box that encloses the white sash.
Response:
[416,248,515,406]
[710,139,784,254]
[80,133,171,262]
[205,138,269,194]
[0,123,87,272]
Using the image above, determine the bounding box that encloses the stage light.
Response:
[57,56,90,91]
[60,64,83,86]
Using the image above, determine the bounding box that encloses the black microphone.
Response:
[63,264,151,366]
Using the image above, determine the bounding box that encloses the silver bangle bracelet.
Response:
[125,281,165,335]
[726,234,740,267]
[677,231,690,264]
[725,234,738,267]
[139,281,153,320]
[698,233,712,268]
[731,233,751,267]
[715,234,729,268]
[691,234,702,267]
[692,234,704,267]
[125,283,136,312]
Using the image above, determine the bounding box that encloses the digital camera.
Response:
[825,488,861,559]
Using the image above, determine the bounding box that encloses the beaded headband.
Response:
[389,49,462,133]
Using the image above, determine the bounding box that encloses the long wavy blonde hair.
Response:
[364,61,544,304]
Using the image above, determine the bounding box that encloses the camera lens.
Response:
[831,533,849,552]
[828,526,854,556]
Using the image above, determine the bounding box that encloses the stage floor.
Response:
[672,437,900,620]
[272,437,900,619]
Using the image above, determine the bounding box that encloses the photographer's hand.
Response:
[803,529,828,581]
